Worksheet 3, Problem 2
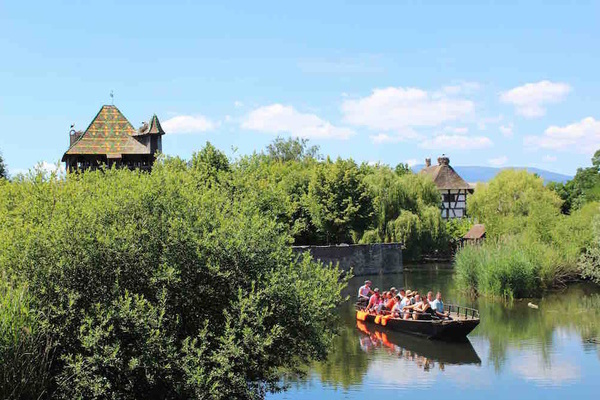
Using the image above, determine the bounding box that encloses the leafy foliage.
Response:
[266,137,321,162]
[0,151,7,179]
[0,152,349,399]
[457,168,600,297]
[580,213,600,284]
[549,149,600,213]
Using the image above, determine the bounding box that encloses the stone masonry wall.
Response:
[292,243,403,276]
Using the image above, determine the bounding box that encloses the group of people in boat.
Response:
[357,280,451,320]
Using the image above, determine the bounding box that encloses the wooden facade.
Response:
[62,105,165,173]
[419,156,473,220]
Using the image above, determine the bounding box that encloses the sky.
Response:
[1,0,599,176]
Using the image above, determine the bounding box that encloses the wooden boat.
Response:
[356,320,481,365]
[355,304,480,341]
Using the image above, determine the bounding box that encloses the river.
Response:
[269,264,600,399]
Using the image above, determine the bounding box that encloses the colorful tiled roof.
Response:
[147,115,165,135]
[63,105,150,158]
[135,114,165,136]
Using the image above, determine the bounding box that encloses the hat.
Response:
[374,288,380,293]
[365,280,372,284]
[406,290,414,297]
[395,294,401,299]
[390,287,397,292]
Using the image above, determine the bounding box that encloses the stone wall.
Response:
[292,243,403,276]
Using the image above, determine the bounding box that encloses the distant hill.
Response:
[412,165,572,184]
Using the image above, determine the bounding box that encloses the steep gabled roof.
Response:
[419,156,471,190]
[62,105,149,160]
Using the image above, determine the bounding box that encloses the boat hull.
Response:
[357,311,479,341]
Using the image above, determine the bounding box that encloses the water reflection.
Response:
[356,320,481,368]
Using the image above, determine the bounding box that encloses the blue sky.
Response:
[1,0,599,176]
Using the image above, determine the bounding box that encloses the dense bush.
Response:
[580,213,600,284]
[0,156,348,399]
[0,280,52,400]
[456,169,600,298]
[455,237,561,298]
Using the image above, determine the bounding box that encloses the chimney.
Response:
[437,155,450,166]
[425,158,431,167]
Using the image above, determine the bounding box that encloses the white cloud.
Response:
[369,128,422,144]
[477,114,503,130]
[543,155,557,162]
[341,87,474,131]
[162,115,215,134]
[405,159,418,167]
[488,156,508,166]
[441,81,481,96]
[419,134,493,150]
[499,124,514,137]
[524,117,600,154]
[500,80,571,118]
[234,101,244,108]
[443,126,469,134]
[242,104,354,140]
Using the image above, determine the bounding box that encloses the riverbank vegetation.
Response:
[0,150,350,399]
[455,154,600,298]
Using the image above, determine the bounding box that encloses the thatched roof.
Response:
[419,156,471,190]
[463,224,486,239]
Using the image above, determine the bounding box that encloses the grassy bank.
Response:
[455,237,572,298]
[455,168,600,298]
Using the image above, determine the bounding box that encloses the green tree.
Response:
[549,149,600,213]
[0,164,348,399]
[307,158,373,243]
[394,162,412,176]
[467,169,563,239]
[0,151,7,179]
[266,136,321,162]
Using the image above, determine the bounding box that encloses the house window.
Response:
[442,193,456,203]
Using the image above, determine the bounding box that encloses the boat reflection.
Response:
[357,320,481,369]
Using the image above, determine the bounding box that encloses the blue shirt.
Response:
[430,299,444,313]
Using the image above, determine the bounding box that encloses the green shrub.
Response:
[0,161,348,399]
[455,236,565,298]
[0,280,52,400]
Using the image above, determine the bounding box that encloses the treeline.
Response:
[229,137,459,259]
[455,153,600,298]
[0,147,351,399]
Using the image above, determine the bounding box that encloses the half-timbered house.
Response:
[419,156,473,219]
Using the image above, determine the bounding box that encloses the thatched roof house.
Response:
[419,156,473,219]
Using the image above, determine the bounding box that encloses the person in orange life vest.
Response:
[366,288,381,312]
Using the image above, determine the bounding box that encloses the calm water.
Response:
[269,265,600,400]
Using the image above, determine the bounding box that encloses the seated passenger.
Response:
[366,288,380,312]
[401,291,417,319]
[377,291,392,314]
[413,296,436,320]
[430,291,451,319]
[391,294,404,317]
[357,280,373,306]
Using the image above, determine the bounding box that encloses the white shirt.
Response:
[358,285,371,297]
[400,297,410,308]
[392,301,403,314]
